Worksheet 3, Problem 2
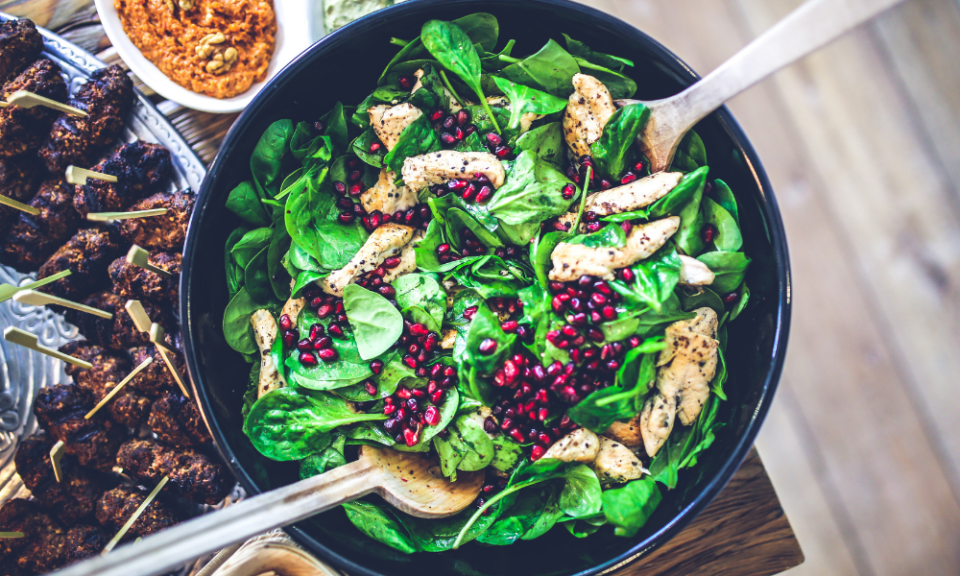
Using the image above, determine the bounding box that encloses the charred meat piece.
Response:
[1,178,78,271]
[108,250,180,306]
[96,485,178,539]
[0,58,68,157]
[117,438,230,505]
[64,291,171,350]
[39,64,134,172]
[118,190,195,251]
[0,19,43,85]
[61,342,151,429]
[14,433,104,525]
[33,383,128,471]
[63,524,107,564]
[0,499,63,573]
[72,140,172,217]
[0,154,42,231]
[129,340,184,397]
[149,393,211,448]
[37,227,123,299]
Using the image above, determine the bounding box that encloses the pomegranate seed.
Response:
[585,222,602,232]
[334,181,347,195]
[430,109,445,122]
[600,179,614,190]
[494,145,511,159]
[475,185,494,203]
[299,352,317,366]
[606,359,621,371]
[349,183,363,196]
[313,336,332,350]
[621,172,639,185]
[318,348,339,362]
[561,325,579,338]
[591,293,608,306]
[465,124,477,135]
[724,291,741,304]
[628,336,642,348]
[440,132,456,146]
[409,323,429,337]
[384,404,397,415]
[424,333,439,351]
[531,445,546,461]
[281,329,297,348]
[309,323,325,339]
[620,267,635,282]
[620,221,633,235]
[338,212,355,224]
[398,75,414,89]
[379,285,396,298]
[503,360,520,384]
[509,428,526,443]
[296,338,312,352]
[537,407,549,421]
[601,306,618,321]
[455,126,465,141]
[403,428,419,446]
[478,339,498,355]
[442,115,457,130]
[402,355,418,369]
[702,224,718,243]
[461,183,477,202]
[436,243,451,255]
[348,169,362,183]
[484,417,498,433]
[279,314,292,330]
[501,320,519,333]
[583,211,598,223]
[369,141,382,153]
[486,132,503,146]
[457,110,470,126]
[586,327,605,342]
[382,256,402,270]
[634,161,645,173]
[424,406,441,426]
[328,323,345,339]
[431,389,444,404]
[407,398,419,412]
[560,183,577,200]
[546,330,561,345]
[365,381,377,395]
[463,306,478,320]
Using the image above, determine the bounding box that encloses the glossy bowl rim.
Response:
[181,0,792,574]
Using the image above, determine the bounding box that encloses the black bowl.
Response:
[181,1,792,574]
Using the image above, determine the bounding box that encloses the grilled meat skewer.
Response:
[61,342,152,429]
[95,485,178,540]
[33,383,128,472]
[108,250,180,306]
[39,64,134,173]
[36,227,123,299]
[0,58,68,157]
[117,438,230,505]
[148,393,211,448]
[14,434,104,525]
[0,499,105,575]
[129,338,185,397]
[64,291,171,351]
[1,178,79,271]
[0,154,42,231]
[118,190,195,251]
[0,19,43,85]
[72,140,172,217]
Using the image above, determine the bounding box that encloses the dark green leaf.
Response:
[491,77,567,138]
[566,223,626,248]
[244,246,272,303]
[300,436,347,479]
[343,501,419,554]
[251,119,295,198]
[267,223,292,301]
[589,103,649,180]
[485,151,575,244]
[625,243,682,312]
[382,114,441,176]
[601,477,662,537]
[392,273,446,329]
[515,122,564,167]
[226,181,271,226]
[351,128,385,168]
[713,178,739,225]
[671,130,707,173]
[561,34,634,70]
[223,287,263,354]
[532,230,570,290]
[343,285,404,360]
[500,39,580,98]
[701,197,742,251]
[696,251,750,293]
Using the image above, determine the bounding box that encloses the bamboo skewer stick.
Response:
[65,165,118,186]
[0,532,25,538]
[14,289,113,319]
[84,358,154,419]
[0,270,72,302]
[0,90,87,117]
[0,194,40,215]
[125,300,152,333]
[149,323,175,354]
[50,440,65,483]
[3,328,93,368]
[87,208,168,222]
[150,323,190,398]
[102,476,170,555]
[127,245,172,278]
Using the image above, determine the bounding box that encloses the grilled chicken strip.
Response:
[96,485,178,539]
[0,58,68,157]
[583,172,683,216]
[14,433,103,525]
[0,154,42,231]
[37,227,123,300]
[541,428,601,463]
[368,103,422,151]
[72,140,172,217]
[639,307,720,457]
[320,223,416,297]
[117,438,230,505]
[548,216,680,282]
[402,150,505,191]
[118,190,195,251]
[678,255,715,286]
[361,168,418,215]
[148,392,211,448]
[592,437,646,484]
[108,250,181,306]
[33,383,128,471]
[1,178,79,271]
[251,309,282,398]
[61,342,152,429]
[0,19,43,85]
[563,74,617,158]
[383,229,422,283]
[604,416,643,449]
[39,64,134,172]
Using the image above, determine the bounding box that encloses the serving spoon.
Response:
[51,446,484,576]
[623,0,909,173]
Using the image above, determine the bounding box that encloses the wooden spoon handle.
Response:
[51,458,379,576]
[643,0,907,170]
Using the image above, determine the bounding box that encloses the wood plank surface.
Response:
[616,450,803,576]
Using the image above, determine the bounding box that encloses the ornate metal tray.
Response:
[0,12,207,505]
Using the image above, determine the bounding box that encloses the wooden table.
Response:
[0,2,803,575]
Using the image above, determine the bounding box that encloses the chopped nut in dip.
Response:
[114,0,277,99]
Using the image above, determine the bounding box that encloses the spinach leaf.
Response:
[231,227,273,268]
[491,77,567,139]
[223,287,263,354]
[713,178,739,225]
[244,246,272,303]
[461,303,516,403]
[350,128,385,168]
[456,130,488,153]
[648,166,708,219]
[332,353,412,402]
[480,485,562,545]
[299,436,347,479]
[284,165,329,262]
[450,255,532,299]
[446,207,503,250]
[412,219,446,272]
[382,114,441,176]
[225,227,248,299]
[701,197,742,252]
[320,102,351,154]
[729,282,750,322]
[673,172,707,256]
[601,477,662,537]
[680,286,725,319]
[392,273,446,329]
[532,230,570,289]
[515,122,564,167]
[601,293,694,340]
[671,130,707,173]
[289,242,326,273]
[243,388,386,461]
[421,20,501,133]
[500,39,580,98]
[491,435,523,473]
[561,34,634,71]
[574,58,638,100]
[486,151,576,244]
[343,285,404,360]
[289,125,333,168]
[434,414,495,480]
[590,103,649,180]
[354,87,408,129]
[452,12,499,51]
[251,119,295,198]
[286,355,372,390]
[565,223,626,248]
[711,346,728,400]
[343,501,419,554]
[291,270,327,298]
[624,243,682,312]
[226,181,271,226]
[649,395,722,489]
[558,464,603,518]
[568,349,657,432]
[267,223,292,301]
[696,251,750,294]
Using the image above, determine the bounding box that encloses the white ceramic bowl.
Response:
[95,0,313,114]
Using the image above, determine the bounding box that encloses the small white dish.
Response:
[94,0,313,114]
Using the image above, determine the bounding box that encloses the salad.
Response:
[222,13,751,551]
